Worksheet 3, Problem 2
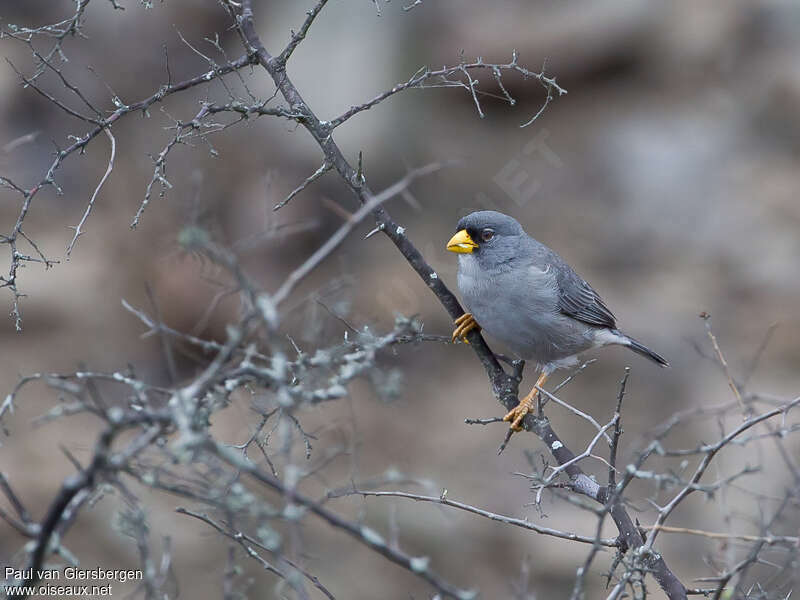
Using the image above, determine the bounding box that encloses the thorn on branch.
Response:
[352,151,366,188]
[363,223,384,240]
[403,0,424,12]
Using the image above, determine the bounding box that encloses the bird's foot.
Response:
[502,389,537,432]
[452,312,480,344]
[502,372,549,432]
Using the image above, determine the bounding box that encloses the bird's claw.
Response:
[502,391,536,432]
[502,372,549,432]
[503,398,533,431]
[452,312,480,344]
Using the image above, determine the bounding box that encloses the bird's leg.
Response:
[452,312,481,344]
[503,371,549,432]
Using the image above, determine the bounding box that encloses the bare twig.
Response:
[273,161,332,211]
[350,489,619,547]
[66,127,115,255]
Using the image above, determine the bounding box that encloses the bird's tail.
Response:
[617,331,670,367]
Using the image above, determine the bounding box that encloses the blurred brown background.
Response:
[1,1,799,598]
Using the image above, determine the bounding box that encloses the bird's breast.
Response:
[457,256,592,363]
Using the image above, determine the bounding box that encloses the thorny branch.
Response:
[344,489,620,547]
[233,1,693,598]
[1,0,260,328]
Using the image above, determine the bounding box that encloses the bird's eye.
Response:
[481,228,494,242]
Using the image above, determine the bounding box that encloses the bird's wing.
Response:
[555,265,616,329]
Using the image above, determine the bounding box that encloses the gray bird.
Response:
[446,210,668,431]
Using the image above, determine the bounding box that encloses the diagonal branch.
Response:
[348,489,619,547]
[176,507,336,599]
[273,160,332,211]
[232,2,687,598]
[208,439,475,600]
[276,0,330,66]
[270,162,446,306]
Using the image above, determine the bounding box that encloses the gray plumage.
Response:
[453,211,668,373]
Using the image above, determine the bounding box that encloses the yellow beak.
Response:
[446,229,478,254]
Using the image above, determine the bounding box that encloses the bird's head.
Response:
[446,211,525,265]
